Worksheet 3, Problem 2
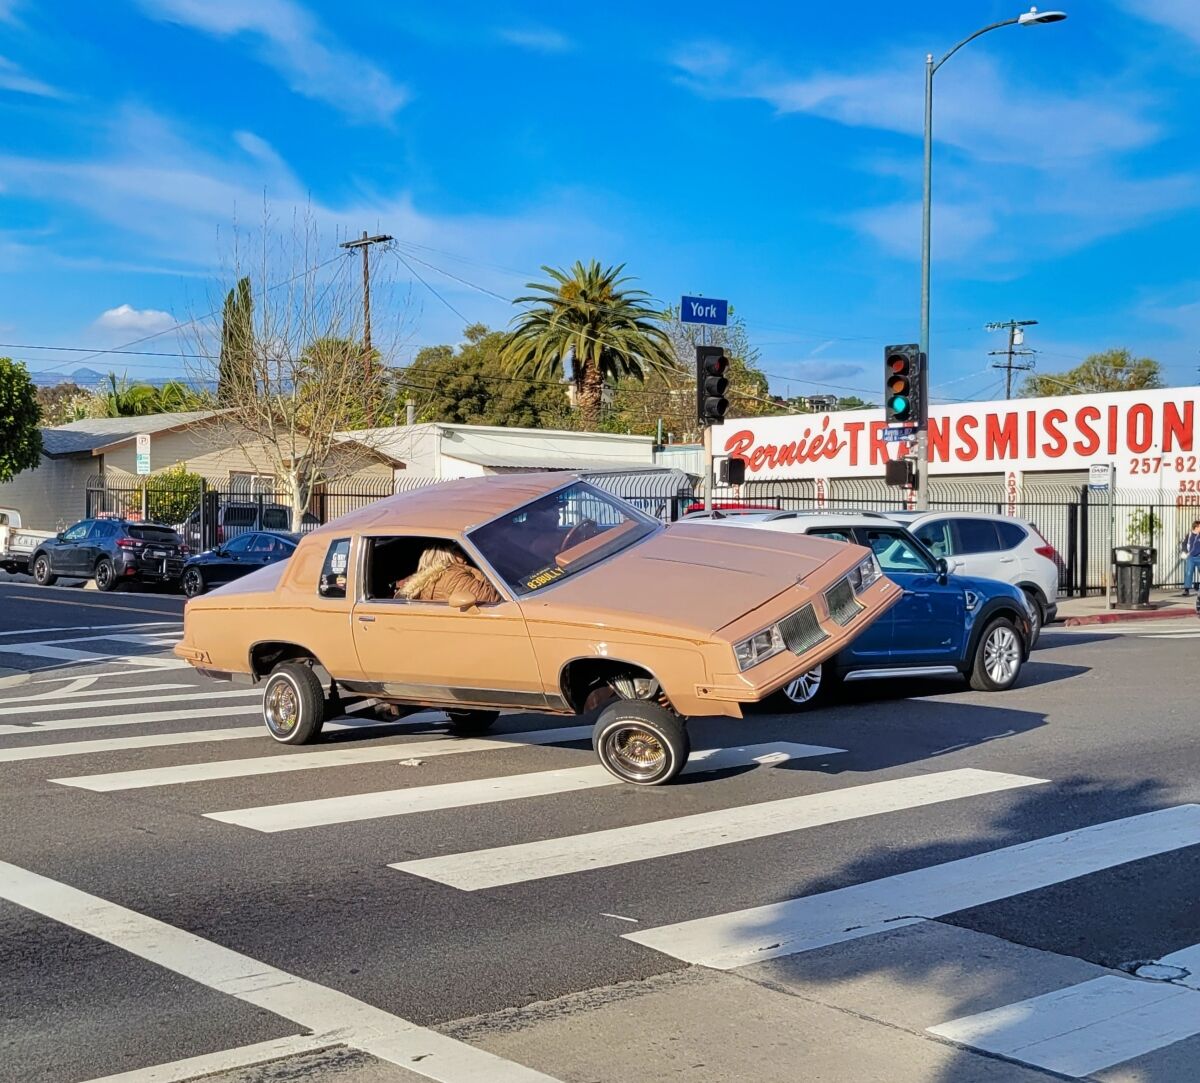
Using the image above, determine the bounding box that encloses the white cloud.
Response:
[0,55,63,98]
[1114,0,1200,46]
[94,304,177,335]
[498,26,573,53]
[135,0,407,123]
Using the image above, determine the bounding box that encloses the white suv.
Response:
[884,511,1059,643]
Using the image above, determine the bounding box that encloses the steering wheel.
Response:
[561,518,600,550]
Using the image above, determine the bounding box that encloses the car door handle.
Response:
[357,615,375,623]
[999,557,1016,564]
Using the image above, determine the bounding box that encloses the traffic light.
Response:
[719,457,746,485]
[696,345,729,424]
[883,343,924,426]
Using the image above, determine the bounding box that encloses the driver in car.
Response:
[399,545,501,605]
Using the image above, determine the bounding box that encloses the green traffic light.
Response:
[891,395,908,413]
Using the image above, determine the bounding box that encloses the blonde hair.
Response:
[400,545,464,598]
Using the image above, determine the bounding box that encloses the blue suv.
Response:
[687,511,1033,709]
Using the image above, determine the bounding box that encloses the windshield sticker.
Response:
[523,564,565,591]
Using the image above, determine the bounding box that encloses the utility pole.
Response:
[986,318,1038,399]
[339,231,393,374]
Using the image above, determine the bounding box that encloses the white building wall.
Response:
[0,456,96,530]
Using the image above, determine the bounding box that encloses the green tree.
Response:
[503,261,676,428]
[662,305,774,420]
[0,357,43,483]
[1020,348,1163,397]
[145,463,204,526]
[35,381,92,425]
[836,395,876,410]
[402,324,571,428]
[219,276,253,406]
[85,373,206,418]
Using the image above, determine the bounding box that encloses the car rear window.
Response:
[224,507,257,525]
[129,526,181,543]
[953,518,1001,554]
[262,508,290,529]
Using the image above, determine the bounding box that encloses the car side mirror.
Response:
[936,557,949,583]
[448,588,478,611]
[55,531,64,541]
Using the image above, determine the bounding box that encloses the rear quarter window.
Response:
[996,521,1027,549]
[319,538,351,598]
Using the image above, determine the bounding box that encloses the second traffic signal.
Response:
[696,345,729,423]
[883,343,925,427]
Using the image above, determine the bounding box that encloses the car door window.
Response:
[996,521,1027,549]
[319,538,351,598]
[808,529,852,543]
[222,534,255,555]
[913,520,951,558]
[953,518,1001,554]
[61,523,90,542]
[864,530,935,574]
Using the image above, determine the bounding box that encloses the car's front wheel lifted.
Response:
[593,700,689,785]
[262,662,326,744]
[446,709,499,736]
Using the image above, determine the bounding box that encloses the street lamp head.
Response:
[1018,7,1067,24]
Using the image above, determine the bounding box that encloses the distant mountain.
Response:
[27,367,110,388]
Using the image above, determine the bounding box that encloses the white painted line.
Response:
[207,742,845,832]
[0,704,255,736]
[0,861,560,1083]
[927,975,1200,1077]
[393,769,1046,892]
[624,805,1200,969]
[1157,942,1200,992]
[0,727,262,762]
[53,725,593,791]
[78,1033,341,1083]
[0,642,188,670]
[0,621,180,638]
[0,687,259,716]
[0,676,101,699]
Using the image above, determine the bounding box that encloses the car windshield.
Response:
[469,481,658,595]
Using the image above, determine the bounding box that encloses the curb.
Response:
[1062,608,1196,627]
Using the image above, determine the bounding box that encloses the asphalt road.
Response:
[1,577,1199,1083]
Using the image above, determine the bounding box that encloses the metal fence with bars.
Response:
[83,471,1198,598]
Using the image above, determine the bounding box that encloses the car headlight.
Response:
[734,625,786,671]
[848,554,882,594]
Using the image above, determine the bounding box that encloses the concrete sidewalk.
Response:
[1054,588,1197,626]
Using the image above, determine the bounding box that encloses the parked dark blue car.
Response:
[180,530,299,598]
[688,511,1034,708]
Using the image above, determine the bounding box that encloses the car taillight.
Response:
[216,526,224,542]
[179,544,190,555]
[115,537,142,549]
[1031,525,1057,561]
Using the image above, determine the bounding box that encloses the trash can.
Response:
[1112,545,1155,610]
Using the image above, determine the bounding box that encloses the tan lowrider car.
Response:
[175,474,901,785]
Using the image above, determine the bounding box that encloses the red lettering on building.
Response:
[843,421,865,466]
[956,416,979,461]
[1073,406,1101,455]
[868,421,890,465]
[1042,408,1068,457]
[1164,401,1194,453]
[1107,405,1119,455]
[927,416,949,463]
[1025,411,1038,460]
[985,412,1018,459]
[1127,403,1153,454]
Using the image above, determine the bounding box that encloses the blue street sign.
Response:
[881,425,917,443]
[681,295,729,326]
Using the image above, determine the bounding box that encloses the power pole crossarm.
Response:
[986,319,1038,399]
[339,231,393,360]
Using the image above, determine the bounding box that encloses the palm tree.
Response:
[503,260,676,429]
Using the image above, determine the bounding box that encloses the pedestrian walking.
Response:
[1179,520,1200,596]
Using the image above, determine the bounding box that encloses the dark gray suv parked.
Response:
[30,518,187,591]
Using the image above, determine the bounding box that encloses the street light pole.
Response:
[914,7,1067,511]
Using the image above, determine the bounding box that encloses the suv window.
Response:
[61,522,90,542]
[262,508,290,530]
[319,538,351,598]
[129,526,180,543]
[912,520,952,558]
[808,528,852,543]
[953,518,1001,554]
[224,507,257,525]
[996,521,1027,549]
[863,529,934,574]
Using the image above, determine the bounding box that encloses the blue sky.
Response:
[1,0,1198,405]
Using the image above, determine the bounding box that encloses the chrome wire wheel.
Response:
[783,665,822,705]
[602,725,667,783]
[984,626,1020,684]
[265,678,300,738]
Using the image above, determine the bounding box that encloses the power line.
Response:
[986,319,1038,399]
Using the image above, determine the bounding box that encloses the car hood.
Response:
[518,522,857,636]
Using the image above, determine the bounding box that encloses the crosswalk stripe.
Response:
[0,620,180,639]
[0,727,262,762]
[0,704,254,736]
[0,681,192,704]
[0,642,187,669]
[623,804,1200,969]
[927,974,1200,1077]
[391,768,1046,892]
[205,742,845,832]
[0,860,561,1083]
[0,687,260,717]
[51,725,594,791]
[77,1033,340,1083]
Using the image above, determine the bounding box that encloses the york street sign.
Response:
[681,296,728,327]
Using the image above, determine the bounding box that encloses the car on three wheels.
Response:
[175,474,902,786]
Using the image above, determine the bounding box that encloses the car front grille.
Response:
[778,603,828,655]
[825,578,864,627]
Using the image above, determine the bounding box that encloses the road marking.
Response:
[0,642,187,670]
[53,725,593,791]
[0,704,255,736]
[0,727,263,762]
[1151,941,1200,991]
[0,593,184,616]
[206,742,844,832]
[0,621,180,638]
[623,805,1200,969]
[392,769,1046,892]
[78,1033,340,1083]
[0,861,560,1083]
[927,974,1200,1077]
[0,687,259,717]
